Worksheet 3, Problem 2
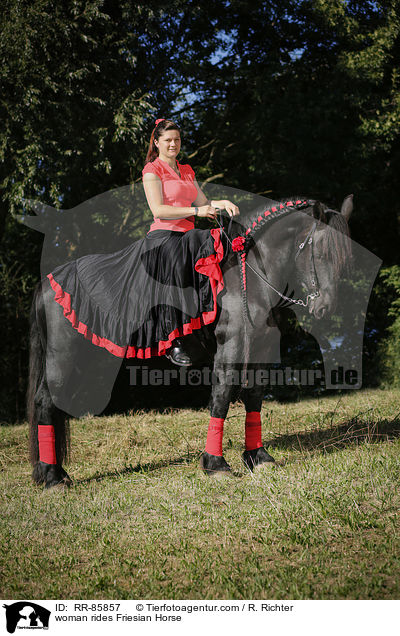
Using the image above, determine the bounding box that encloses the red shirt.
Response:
[142,157,198,232]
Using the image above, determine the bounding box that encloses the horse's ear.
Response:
[312,201,326,223]
[341,194,353,221]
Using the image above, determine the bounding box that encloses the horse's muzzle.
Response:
[309,294,334,319]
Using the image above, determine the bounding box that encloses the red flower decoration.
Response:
[232,236,245,252]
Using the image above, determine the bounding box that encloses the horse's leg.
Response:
[240,369,275,470]
[30,377,72,488]
[238,313,280,470]
[28,281,72,488]
[200,364,237,476]
[200,302,244,476]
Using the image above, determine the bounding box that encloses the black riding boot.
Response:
[165,338,192,367]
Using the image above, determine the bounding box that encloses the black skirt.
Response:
[47,228,226,358]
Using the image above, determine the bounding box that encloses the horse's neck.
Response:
[221,210,311,293]
[247,211,303,271]
[238,212,311,310]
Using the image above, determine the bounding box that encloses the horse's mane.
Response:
[231,195,352,275]
[321,209,352,274]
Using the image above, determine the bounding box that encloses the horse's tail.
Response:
[27,280,70,466]
[27,282,44,453]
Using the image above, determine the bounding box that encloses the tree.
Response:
[1,0,399,420]
[0,0,196,421]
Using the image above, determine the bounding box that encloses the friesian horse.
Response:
[27,196,352,487]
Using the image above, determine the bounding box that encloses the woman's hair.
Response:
[144,119,181,164]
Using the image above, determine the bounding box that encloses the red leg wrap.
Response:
[245,411,263,451]
[38,425,57,465]
[205,417,225,457]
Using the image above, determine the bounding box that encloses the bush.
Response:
[376,266,400,387]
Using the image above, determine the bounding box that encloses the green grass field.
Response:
[1,388,399,600]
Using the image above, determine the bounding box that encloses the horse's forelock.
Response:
[319,209,352,275]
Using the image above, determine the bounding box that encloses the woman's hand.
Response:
[197,204,218,219]
[213,200,240,217]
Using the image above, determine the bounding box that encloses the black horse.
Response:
[27,196,353,487]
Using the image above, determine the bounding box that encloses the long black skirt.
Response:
[47,228,226,359]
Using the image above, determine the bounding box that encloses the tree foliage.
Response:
[0,0,399,421]
[0,0,185,420]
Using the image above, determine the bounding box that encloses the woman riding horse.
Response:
[141,118,239,365]
[28,117,353,486]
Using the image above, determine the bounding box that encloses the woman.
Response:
[142,118,239,364]
[46,118,239,366]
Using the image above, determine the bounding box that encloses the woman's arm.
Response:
[192,179,240,217]
[143,173,216,219]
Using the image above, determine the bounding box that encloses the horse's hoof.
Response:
[242,447,275,471]
[200,452,232,477]
[32,461,73,489]
[45,474,73,490]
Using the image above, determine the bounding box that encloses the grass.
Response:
[0,388,399,600]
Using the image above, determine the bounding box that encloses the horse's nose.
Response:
[309,295,328,318]
[315,305,326,319]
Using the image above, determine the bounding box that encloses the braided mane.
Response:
[231,196,351,275]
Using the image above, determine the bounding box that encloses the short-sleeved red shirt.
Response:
[142,157,198,232]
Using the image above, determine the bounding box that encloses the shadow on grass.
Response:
[75,413,400,485]
[265,414,400,457]
[75,450,201,485]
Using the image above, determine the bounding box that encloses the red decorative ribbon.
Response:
[205,417,225,456]
[232,236,245,252]
[155,118,165,126]
[245,411,263,451]
[38,425,57,464]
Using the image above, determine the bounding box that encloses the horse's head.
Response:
[237,194,353,322]
[296,195,353,319]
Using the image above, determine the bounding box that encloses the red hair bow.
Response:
[231,236,245,252]
[155,118,165,126]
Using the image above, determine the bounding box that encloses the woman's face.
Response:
[155,130,181,159]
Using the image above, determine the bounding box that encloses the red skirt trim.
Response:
[46,228,225,359]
